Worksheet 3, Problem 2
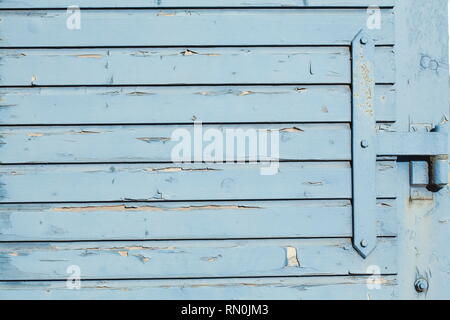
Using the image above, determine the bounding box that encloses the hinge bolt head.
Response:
[415,279,429,293]
[360,240,368,248]
[360,37,369,45]
[361,140,369,148]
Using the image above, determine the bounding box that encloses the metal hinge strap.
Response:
[351,30,377,259]
[377,132,448,157]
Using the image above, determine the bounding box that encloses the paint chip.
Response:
[73,130,100,135]
[127,91,154,96]
[137,137,170,143]
[239,91,254,96]
[144,167,219,173]
[181,49,198,56]
[280,127,304,133]
[157,11,176,16]
[75,54,103,59]
[286,247,300,267]
[303,181,324,186]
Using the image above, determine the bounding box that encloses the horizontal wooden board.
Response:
[0,9,394,47]
[0,0,396,9]
[0,162,397,203]
[0,85,396,125]
[0,199,397,241]
[0,276,398,300]
[0,124,351,163]
[0,47,395,86]
[0,238,397,280]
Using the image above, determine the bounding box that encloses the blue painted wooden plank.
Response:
[0,47,395,86]
[0,162,397,203]
[0,276,398,300]
[0,238,397,280]
[0,48,390,86]
[0,85,396,125]
[0,9,394,47]
[0,0,396,9]
[0,124,351,163]
[0,200,397,241]
[0,47,349,86]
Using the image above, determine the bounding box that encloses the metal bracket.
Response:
[351,30,449,259]
[377,125,449,192]
[352,30,377,259]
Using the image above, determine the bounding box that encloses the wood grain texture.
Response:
[0,276,398,300]
[0,9,394,47]
[0,0,396,9]
[0,85,396,125]
[0,124,351,163]
[0,47,395,86]
[0,238,397,280]
[0,161,397,203]
[0,200,397,241]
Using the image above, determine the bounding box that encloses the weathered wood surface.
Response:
[0,9,394,47]
[0,162,397,203]
[0,238,397,280]
[2,124,411,164]
[0,47,395,86]
[0,85,396,125]
[0,200,397,241]
[0,276,398,300]
[0,0,396,9]
[0,124,352,163]
[0,1,404,300]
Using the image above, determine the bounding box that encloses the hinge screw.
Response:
[360,37,369,45]
[360,240,368,248]
[415,279,429,293]
[360,140,369,148]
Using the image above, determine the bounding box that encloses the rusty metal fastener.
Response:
[415,279,429,293]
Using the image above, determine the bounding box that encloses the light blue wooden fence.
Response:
[0,0,448,299]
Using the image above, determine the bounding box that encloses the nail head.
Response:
[361,140,369,148]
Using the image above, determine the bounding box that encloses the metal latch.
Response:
[377,126,449,192]
[351,30,449,258]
